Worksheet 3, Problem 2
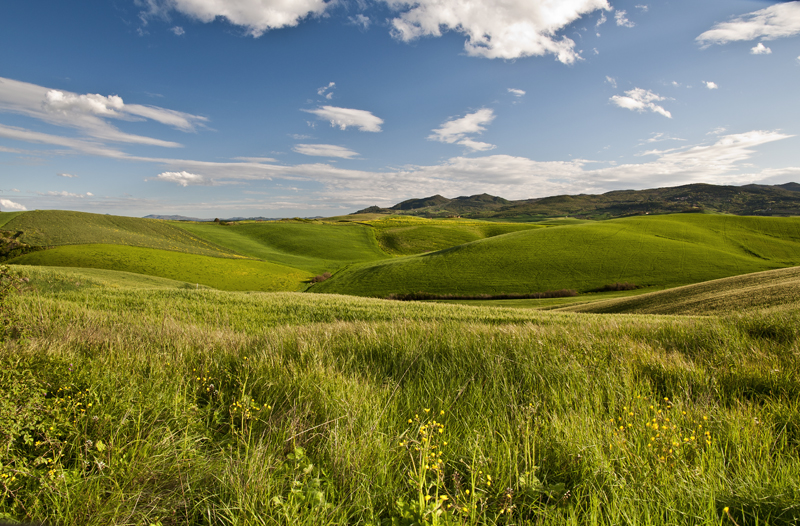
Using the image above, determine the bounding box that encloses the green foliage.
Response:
[313,214,800,297]
[8,244,313,291]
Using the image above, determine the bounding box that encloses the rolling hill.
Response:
[558,265,800,315]
[311,214,800,297]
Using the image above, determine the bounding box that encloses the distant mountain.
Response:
[143,215,315,222]
[353,183,800,220]
[144,214,207,221]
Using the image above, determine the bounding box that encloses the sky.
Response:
[1,0,800,218]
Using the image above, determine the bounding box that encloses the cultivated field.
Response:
[1,265,799,525]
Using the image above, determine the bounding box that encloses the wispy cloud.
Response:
[610,88,672,118]
[349,14,370,30]
[57,172,78,178]
[171,26,185,36]
[429,109,496,151]
[508,88,526,97]
[605,76,617,88]
[317,82,336,100]
[697,2,800,46]
[293,144,360,159]
[615,10,634,27]
[302,106,384,132]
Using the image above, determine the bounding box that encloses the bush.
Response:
[310,272,332,283]
[591,282,638,292]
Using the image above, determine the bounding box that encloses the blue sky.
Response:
[1,0,799,218]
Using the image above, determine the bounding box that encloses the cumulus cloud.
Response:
[429,109,496,151]
[615,10,634,27]
[153,171,214,187]
[610,88,672,118]
[140,0,330,37]
[697,2,800,46]
[508,88,526,97]
[44,90,124,116]
[386,0,610,63]
[703,81,718,90]
[0,199,26,211]
[293,144,360,159]
[302,106,383,132]
[750,42,772,55]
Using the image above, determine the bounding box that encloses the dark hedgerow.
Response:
[386,289,577,301]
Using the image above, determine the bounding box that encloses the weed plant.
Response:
[1,270,799,525]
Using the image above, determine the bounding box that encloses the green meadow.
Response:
[9,244,312,291]
[1,265,799,525]
[2,208,800,525]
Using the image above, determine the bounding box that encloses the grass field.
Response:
[1,266,799,525]
[312,214,800,297]
[6,265,212,293]
[4,210,238,258]
[561,265,800,315]
[8,244,313,291]
[174,220,389,273]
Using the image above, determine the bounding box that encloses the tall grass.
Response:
[2,272,798,525]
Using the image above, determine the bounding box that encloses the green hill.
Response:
[311,214,800,297]
[9,244,312,291]
[365,216,542,255]
[173,220,389,273]
[559,266,800,315]
[3,210,237,258]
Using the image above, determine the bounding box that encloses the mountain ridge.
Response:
[354,182,800,220]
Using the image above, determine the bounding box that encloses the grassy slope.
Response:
[0,211,25,228]
[312,214,800,297]
[174,220,389,273]
[366,216,542,255]
[8,264,211,292]
[560,265,800,315]
[3,280,799,525]
[5,210,237,258]
[8,244,313,291]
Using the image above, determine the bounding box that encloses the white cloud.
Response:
[385,0,610,63]
[508,88,525,97]
[641,132,685,144]
[703,81,718,90]
[171,26,185,35]
[708,127,727,135]
[302,106,383,132]
[0,199,26,211]
[87,192,94,196]
[0,77,207,150]
[605,76,617,88]
[429,109,496,151]
[596,12,607,27]
[293,144,360,159]
[636,5,648,12]
[140,0,330,37]
[697,2,800,46]
[57,173,78,178]
[750,42,772,55]
[153,171,214,187]
[610,88,672,118]
[615,10,634,27]
[350,14,370,30]
[317,82,335,100]
[232,156,279,163]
